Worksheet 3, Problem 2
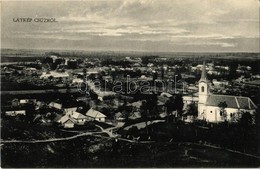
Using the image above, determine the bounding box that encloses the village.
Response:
[1,51,260,167]
[1,52,260,127]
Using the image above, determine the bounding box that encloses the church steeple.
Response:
[200,60,207,82]
[198,60,209,120]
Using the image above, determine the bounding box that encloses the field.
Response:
[1,49,260,63]
[1,136,259,168]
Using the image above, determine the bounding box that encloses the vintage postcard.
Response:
[1,0,260,168]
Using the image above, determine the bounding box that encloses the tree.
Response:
[161,67,164,80]
[23,103,35,122]
[186,101,198,116]
[146,93,158,118]
[48,75,54,81]
[152,71,158,82]
[239,111,253,127]
[173,94,184,116]
[165,97,174,122]
[140,100,149,135]
[165,94,184,122]
[42,57,53,64]
[218,101,227,121]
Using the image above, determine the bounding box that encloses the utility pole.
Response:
[175,75,178,93]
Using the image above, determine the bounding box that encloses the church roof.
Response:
[206,95,257,109]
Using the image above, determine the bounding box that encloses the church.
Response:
[197,61,257,123]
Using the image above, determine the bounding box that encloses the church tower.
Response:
[198,61,209,118]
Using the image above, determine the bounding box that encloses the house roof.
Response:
[71,111,87,119]
[115,112,126,119]
[157,100,165,106]
[64,107,77,113]
[130,101,143,108]
[20,99,29,104]
[6,110,26,114]
[160,92,173,98]
[86,108,106,118]
[57,115,77,124]
[128,112,141,120]
[206,94,257,109]
[115,112,123,118]
[53,114,62,122]
[49,102,62,109]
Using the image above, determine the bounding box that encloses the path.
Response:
[123,120,165,130]
[1,132,95,144]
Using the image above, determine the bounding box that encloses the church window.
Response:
[210,111,213,113]
[201,86,205,92]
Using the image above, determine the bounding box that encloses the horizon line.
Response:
[1,48,260,54]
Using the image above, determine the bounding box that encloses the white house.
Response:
[68,111,88,125]
[64,107,77,114]
[197,61,257,123]
[183,95,199,104]
[128,112,141,120]
[86,108,106,122]
[57,115,76,128]
[40,71,69,79]
[19,99,36,105]
[48,102,62,110]
[5,110,26,116]
[57,111,88,128]
[72,78,83,85]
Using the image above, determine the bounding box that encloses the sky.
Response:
[1,0,260,52]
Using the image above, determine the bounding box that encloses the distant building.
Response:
[198,61,257,123]
[72,78,83,85]
[183,96,199,104]
[48,102,62,110]
[115,112,125,121]
[40,71,69,79]
[19,99,36,105]
[5,110,26,116]
[128,112,142,120]
[64,107,77,114]
[11,99,20,107]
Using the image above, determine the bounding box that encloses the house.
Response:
[5,110,26,116]
[115,112,125,121]
[198,61,257,123]
[86,108,106,122]
[160,92,173,98]
[68,111,88,125]
[64,107,77,114]
[40,71,69,79]
[19,99,36,105]
[128,112,141,120]
[183,96,199,104]
[159,112,167,118]
[11,99,20,107]
[57,115,77,128]
[128,101,144,112]
[48,102,62,110]
[156,100,166,113]
[212,79,229,88]
[35,101,45,110]
[72,78,84,85]
[158,92,173,104]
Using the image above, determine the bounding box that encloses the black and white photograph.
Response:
[1,0,260,168]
